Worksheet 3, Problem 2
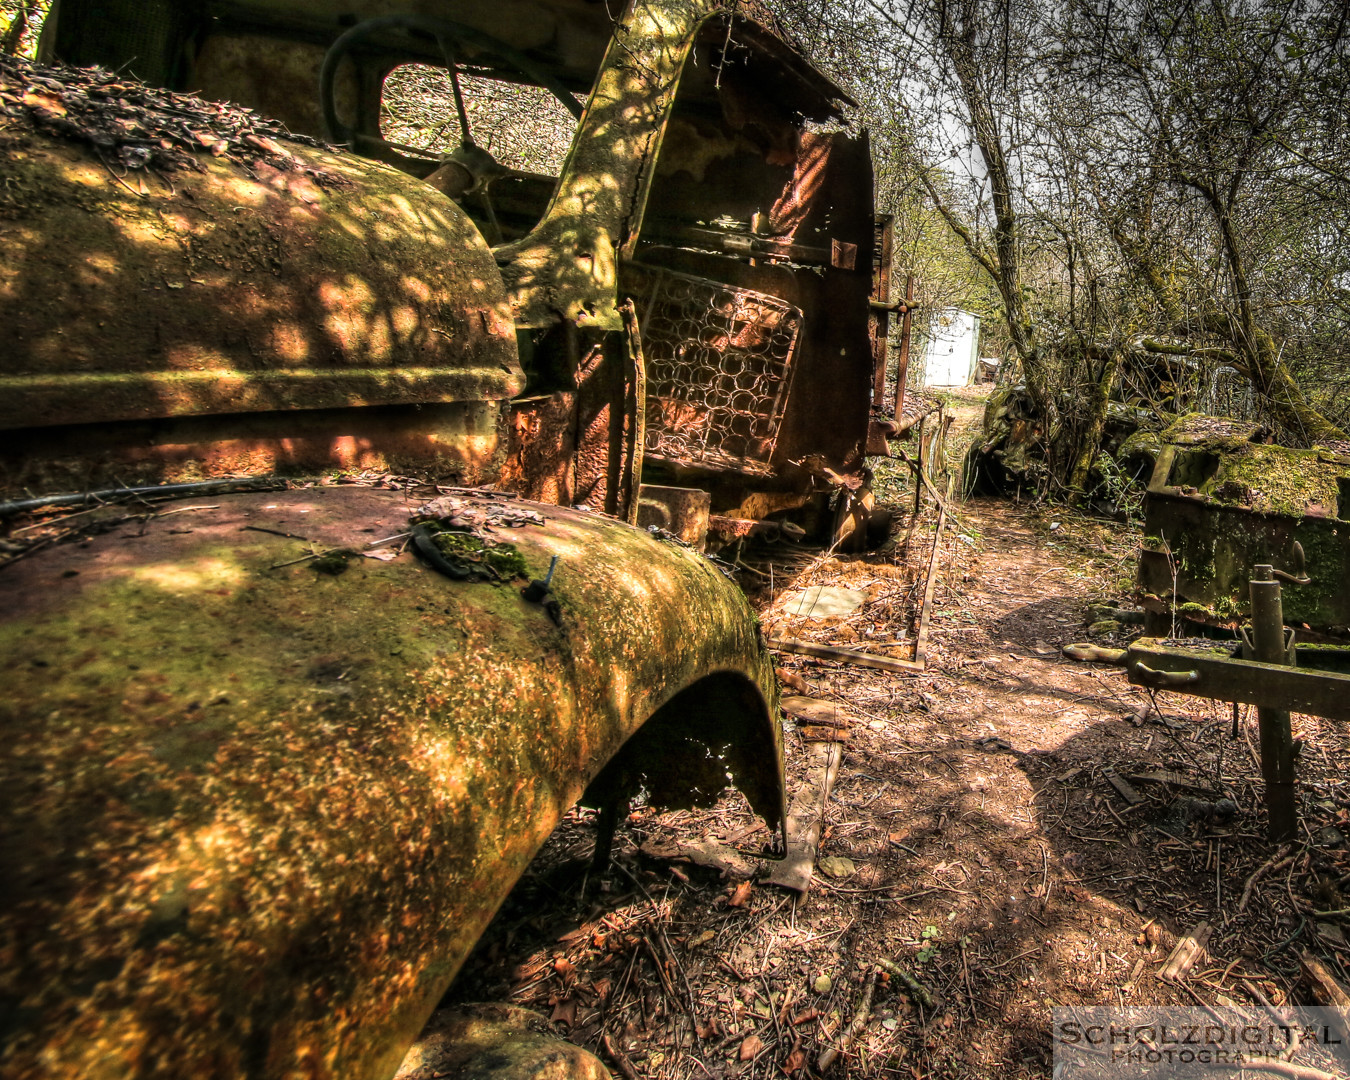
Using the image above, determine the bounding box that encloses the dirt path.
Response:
[438,395,1350,1079]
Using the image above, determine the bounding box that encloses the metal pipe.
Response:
[1250,563,1297,840]
[892,274,915,421]
[0,478,286,518]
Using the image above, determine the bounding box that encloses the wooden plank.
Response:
[1301,952,1350,1008]
[1158,922,1211,982]
[765,740,843,893]
[768,637,924,674]
[1125,641,1350,722]
[781,696,856,728]
[912,492,949,667]
[1101,767,1144,806]
[1126,769,1220,795]
[1300,952,1350,1046]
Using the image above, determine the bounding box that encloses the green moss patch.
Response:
[429,529,528,581]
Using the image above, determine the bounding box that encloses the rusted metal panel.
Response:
[1138,431,1350,634]
[500,393,577,505]
[0,93,523,431]
[0,402,509,499]
[0,488,782,1080]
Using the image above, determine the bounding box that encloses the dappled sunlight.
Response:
[400,275,432,302]
[132,557,246,595]
[0,118,525,490]
[270,322,311,363]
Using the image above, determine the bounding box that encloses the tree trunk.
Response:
[1192,177,1345,444]
[940,7,1052,423]
[1067,345,1122,494]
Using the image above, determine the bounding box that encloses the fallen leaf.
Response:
[817,856,856,880]
[549,998,576,1028]
[783,1039,806,1074]
[22,90,66,116]
[592,977,612,1000]
[739,1034,763,1061]
[728,881,753,907]
[696,1017,723,1040]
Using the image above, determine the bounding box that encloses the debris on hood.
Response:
[0,54,340,184]
[411,496,546,533]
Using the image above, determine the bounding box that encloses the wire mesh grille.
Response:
[625,265,803,476]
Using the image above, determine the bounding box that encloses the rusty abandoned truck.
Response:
[0,0,891,1076]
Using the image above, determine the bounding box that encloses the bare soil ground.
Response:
[437,388,1350,1079]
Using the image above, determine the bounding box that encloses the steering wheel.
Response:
[319,13,583,222]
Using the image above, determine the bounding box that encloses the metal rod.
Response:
[1250,564,1298,841]
[913,416,925,516]
[892,274,915,421]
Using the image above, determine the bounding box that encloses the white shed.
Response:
[923,309,981,387]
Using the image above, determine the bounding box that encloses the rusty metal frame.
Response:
[1122,639,1350,723]
[628,263,805,477]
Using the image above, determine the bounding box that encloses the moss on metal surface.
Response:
[0,488,781,1080]
[1194,443,1345,518]
[428,529,530,580]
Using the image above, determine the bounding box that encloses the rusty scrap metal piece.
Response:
[709,515,783,543]
[1101,767,1145,807]
[636,485,711,549]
